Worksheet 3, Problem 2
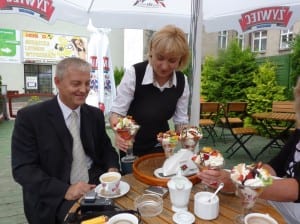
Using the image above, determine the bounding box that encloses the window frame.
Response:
[251,30,267,53]
[280,29,293,50]
[218,31,228,49]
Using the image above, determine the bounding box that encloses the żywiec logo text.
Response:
[133,0,165,8]
[239,6,292,32]
[0,0,55,21]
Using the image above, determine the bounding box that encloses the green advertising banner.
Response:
[0,28,21,63]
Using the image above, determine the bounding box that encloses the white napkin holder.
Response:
[162,149,198,176]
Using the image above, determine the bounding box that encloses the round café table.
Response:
[68,158,286,223]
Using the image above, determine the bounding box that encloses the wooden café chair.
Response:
[219,102,243,143]
[221,102,257,160]
[199,102,220,145]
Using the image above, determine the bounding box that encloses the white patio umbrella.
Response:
[51,0,191,33]
[204,0,300,33]
[2,0,300,124]
[48,0,300,32]
[54,0,300,125]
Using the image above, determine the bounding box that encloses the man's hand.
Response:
[108,167,119,172]
[65,182,96,200]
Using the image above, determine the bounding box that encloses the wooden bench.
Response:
[8,93,54,118]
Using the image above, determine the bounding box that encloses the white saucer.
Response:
[95,181,130,198]
[154,167,198,179]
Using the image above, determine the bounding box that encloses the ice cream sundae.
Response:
[113,116,140,163]
[179,126,202,151]
[230,162,273,188]
[113,116,140,140]
[192,147,224,170]
[230,162,273,223]
[157,130,179,158]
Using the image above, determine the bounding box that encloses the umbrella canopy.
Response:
[1,0,300,125]
[2,0,300,33]
[0,0,191,32]
[204,0,300,33]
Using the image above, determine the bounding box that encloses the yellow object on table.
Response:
[81,215,107,224]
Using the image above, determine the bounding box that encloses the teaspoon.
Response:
[208,182,224,202]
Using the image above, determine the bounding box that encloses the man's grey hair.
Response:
[55,57,91,79]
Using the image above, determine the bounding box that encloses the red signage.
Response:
[0,0,55,21]
[239,6,292,32]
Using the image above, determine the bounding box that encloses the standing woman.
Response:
[109,25,190,173]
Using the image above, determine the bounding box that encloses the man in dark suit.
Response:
[11,57,120,224]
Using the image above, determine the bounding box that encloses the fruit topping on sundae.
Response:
[192,147,224,169]
[113,116,140,139]
[157,130,179,143]
[157,130,179,157]
[230,162,273,187]
[179,126,203,150]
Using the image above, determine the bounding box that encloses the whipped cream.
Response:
[193,148,224,168]
[114,116,139,135]
[180,126,202,139]
[230,163,273,187]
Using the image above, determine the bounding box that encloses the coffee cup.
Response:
[194,191,219,220]
[108,213,138,224]
[99,172,121,196]
[244,213,278,224]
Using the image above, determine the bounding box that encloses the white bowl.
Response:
[108,213,138,224]
[244,213,278,224]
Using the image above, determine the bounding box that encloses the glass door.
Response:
[24,64,52,93]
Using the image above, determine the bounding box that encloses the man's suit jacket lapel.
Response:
[80,105,94,156]
[46,97,73,161]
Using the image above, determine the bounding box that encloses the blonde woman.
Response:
[110,25,190,173]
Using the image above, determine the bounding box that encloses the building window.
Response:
[238,34,245,50]
[280,29,293,50]
[251,31,267,52]
[218,31,228,49]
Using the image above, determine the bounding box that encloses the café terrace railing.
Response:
[7,93,54,118]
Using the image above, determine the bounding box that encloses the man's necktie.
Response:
[68,111,89,184]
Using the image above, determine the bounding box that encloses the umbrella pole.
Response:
[189,0,202,126]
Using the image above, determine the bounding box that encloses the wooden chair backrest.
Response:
[226,102,247,113]
[8,93,54,118]
[200,102,220,114]
[272,101,295,113]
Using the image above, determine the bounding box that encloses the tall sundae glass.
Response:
[113,116,140,163]
[157,130,179,158]
[179,126,203,153]
[230,163,273,224]
[192,147,225,190]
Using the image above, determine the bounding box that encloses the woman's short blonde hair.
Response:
[148,25,190,70]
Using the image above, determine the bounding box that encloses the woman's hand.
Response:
[109,113,129,152]
[114,133,130,152]
[197,169,235,193]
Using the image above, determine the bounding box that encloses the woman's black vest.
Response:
[126,61,185,156]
